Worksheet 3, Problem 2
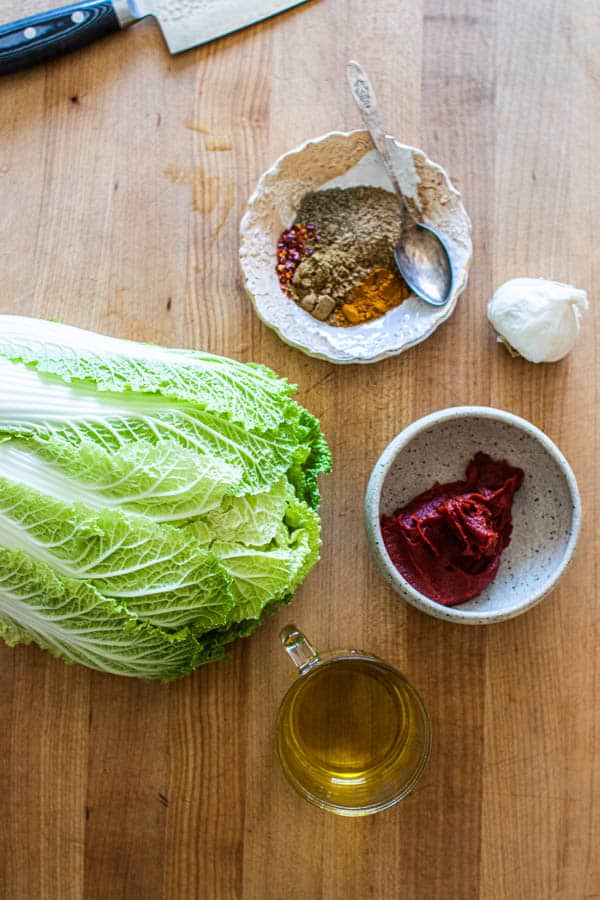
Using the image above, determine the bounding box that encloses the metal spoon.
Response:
[346,60,453,307]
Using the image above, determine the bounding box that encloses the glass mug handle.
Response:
[280,625,319,671]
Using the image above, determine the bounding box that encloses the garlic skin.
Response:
[487,278,588,363]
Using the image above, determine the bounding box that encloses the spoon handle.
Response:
[346,60,413,225]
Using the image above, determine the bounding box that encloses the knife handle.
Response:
[0,1,123,76]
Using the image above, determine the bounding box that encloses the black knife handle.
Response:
[0,1,121,76]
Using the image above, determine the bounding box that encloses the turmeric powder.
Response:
[337,267,410,326]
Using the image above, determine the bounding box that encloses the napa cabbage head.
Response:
[0,317,331,681]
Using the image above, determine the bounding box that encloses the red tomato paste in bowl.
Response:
[380,452,524,606]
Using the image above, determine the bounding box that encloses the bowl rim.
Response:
[364,405,582,624]
[239,129,472,365]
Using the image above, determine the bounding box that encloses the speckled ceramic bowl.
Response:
[239,130,472,364]
[365,407,581,624]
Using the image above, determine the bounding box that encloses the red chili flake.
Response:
[275,223,319,295]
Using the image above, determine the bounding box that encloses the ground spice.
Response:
[337,267,411,326]
[276,186,409,326]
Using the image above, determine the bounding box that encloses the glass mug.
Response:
[276,625,432,816]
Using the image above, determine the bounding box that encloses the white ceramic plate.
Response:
[239,130,472,364]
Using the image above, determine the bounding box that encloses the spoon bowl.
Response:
[394,223,453,307]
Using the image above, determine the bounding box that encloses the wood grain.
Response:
[0,1,598,898]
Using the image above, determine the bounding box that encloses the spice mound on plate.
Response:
[381,452,524,606]
[275,186,410,326]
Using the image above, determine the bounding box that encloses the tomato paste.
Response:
[381,452,524,606]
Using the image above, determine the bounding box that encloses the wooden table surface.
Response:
[0,1,598,898]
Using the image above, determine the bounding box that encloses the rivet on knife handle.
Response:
[0,1,130,76]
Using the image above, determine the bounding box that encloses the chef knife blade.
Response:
[132,0,313,55]
[0,0,311,75]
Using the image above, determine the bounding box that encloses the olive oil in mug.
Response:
[276,628,431,816]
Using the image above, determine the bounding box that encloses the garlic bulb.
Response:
[487,278,588,363]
